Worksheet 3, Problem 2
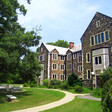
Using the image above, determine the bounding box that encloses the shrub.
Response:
[23,83,29,87]
[68,73,82,86]
[50,79,61,86]
[74,85,83,93]
[60,81,68,90]
[92,88,102,98]
[30,82,37,87]
[102,78,112,112]
[43,79,50,87]
[98,66,112,87]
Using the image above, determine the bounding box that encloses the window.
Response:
[52,64,58,70]
[95,56,102,65]
[60,64,65,70]
[52,54,58,60]
[105,31,109,41]
[86,53,90,63]
[87,69,91,79]
[91,36,94,45]
[96,21,100,27]
[52,74,57,79]
[78,65,82,72]
[73,54,76,59]
[90,31,109,46]
[41,47,43,52]
[67,54,71,60]
[67,64,72,70]
[78,52,82,63]
[95,35,98,44]
[60,56,65,60]
[39,55,44,61]
[60,74,65,81]
[98,34,101,43]
[101,33,104,42]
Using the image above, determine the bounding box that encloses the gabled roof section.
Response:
[42,43,69,55]
[80,12,112,41]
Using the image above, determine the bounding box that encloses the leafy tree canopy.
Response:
[47,40,69,48]
[0,0,42,83]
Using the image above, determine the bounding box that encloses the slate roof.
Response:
[42,43,82,55]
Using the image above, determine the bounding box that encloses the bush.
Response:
[92,88,102,98]
[60,81,68,90]
[50,79,61,86]
[74,85,83,93]
[23,83,29,87]
[30,82,37,87]
[68,73,82,86]
[83,87,92,93]
[43,79,50,87]
[98,66,112,87]
[102,78,112,112]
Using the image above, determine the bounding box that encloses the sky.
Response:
[18,0,112,51]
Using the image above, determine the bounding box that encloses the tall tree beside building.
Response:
[0,0,42,83]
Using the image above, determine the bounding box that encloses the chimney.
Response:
[69,42,74,49]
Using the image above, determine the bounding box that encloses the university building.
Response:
[38,12,112,87]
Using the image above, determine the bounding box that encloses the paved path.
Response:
[12,89,86,112]
[77,94,101,101]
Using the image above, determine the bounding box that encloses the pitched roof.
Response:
[42,43,81,55]
[80,12,112,41]
[43,43,68,55]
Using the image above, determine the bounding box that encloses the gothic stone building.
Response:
[38,42,82,85]
[38,12,112,87]
[81,12,112,87]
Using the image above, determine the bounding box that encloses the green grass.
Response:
[43,98,102,112]
[0,88,65,112]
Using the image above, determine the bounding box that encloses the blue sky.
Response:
[18,0,112,51]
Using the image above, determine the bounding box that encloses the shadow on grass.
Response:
[0,90,33,104]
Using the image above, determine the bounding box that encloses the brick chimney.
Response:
[69,42,74,49]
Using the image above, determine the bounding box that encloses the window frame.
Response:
[52,53,58,60]
[60,64,65,70]
[52,74,57,80]
[87,69,91,79]
[86,52,91,63]
[52,63,58,70]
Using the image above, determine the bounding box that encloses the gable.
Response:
[81,12,112,42]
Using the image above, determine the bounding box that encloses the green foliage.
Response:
[23,83,29,87]
[98,66,112,87]
[50,79,61,86]
[92,88,102,98]
[102,78,112,112]
[60,81,68,90]
[68,73,82,86]
[47,40,69,48]
[0,0,42,83]
[43,79,50,87]
[74,85,83,93]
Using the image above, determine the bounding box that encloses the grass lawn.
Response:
[0,88,65,112]
[43,97,102,112]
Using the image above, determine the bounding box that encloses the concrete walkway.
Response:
[12,89,86,112]
[77,94,101,101]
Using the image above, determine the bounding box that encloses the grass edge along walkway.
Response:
[12,89,87,112]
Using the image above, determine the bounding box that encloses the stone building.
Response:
[81,12,112,87]
[38,42,82,84]
[38,12,112,87]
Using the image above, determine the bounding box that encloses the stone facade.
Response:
[81,12,112,87]
[38,42,82,84]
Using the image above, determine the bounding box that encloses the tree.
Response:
[102,78,112,112]
[0,0,42,83]
[68,73,82,86]
[47,40,69,48]
[98,66,112,87]
[19,52,42,83]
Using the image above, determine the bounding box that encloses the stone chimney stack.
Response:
[69,42,74,49]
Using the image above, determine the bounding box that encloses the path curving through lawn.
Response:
[12,89,86,112]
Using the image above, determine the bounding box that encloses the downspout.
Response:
[48,52,50,79]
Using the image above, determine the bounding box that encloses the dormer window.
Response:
[96,21,100,27]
